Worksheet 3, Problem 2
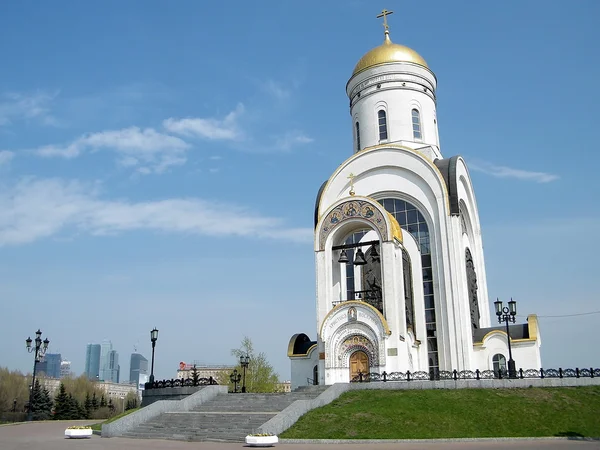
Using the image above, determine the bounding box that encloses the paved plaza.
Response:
[0,421,598,450]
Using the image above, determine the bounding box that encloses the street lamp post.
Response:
[25,329,49,421]
[149,328,159,384]
[494,298,517,379]
[229,369,241,393]
[240,354,250,393]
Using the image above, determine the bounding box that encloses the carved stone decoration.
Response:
[402,249,415,331]
[338,335,377,368]
[465,248,480,331]
[361,246,383,313]
[319,199,388,251]
[348,307,357,322]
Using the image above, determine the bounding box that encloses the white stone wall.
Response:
[347,63,440,155]
[290,347,318,391]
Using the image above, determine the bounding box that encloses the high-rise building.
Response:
[99,340,113,381]
[37,353,61,378]
[129,353,148,386]
[106,350,119,383]
[60,360,71,378]
[85,344,101,380]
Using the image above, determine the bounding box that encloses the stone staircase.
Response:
[120,389,326,442]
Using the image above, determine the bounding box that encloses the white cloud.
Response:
[163,104,244,141]
[0,91,58,126]
[274,131,314,151]
[35,127,191,174]
[469,161,559,183]
[0,177,312,246]
[262,80,291,100]
[0,151,14,165]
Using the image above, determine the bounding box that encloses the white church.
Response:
[288,12,542,388]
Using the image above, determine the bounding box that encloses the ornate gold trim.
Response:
[319,300,392,338]
[288,343,317,359]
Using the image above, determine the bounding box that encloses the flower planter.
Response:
[245,435,278,447]
[64,428,93,439]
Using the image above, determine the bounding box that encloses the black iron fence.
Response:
[351,367,600,383]
[145,377,218,390]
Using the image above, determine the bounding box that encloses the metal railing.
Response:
[351,367,600,382]
[145,376,218,390]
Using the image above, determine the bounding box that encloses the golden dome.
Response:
[352,31,428,76]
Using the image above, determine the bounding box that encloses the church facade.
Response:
[289,15,541,389]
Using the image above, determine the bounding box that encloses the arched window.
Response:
[355,122,361,151]
[402,248,415,333]
[379,198,438,376]
[492,354,507,378]
[378,110,388,141]
[312,365,319,385]
[411,109,422,140]
[344,230,368,302]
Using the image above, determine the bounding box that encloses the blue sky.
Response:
[1,1,599,381]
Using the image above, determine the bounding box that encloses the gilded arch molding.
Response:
[317,197,402,251]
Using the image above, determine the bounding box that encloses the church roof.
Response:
[473,324,530,344]
[352,31,428,76]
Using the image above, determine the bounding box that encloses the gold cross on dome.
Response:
[347,173,356,196]
[377,9,394,31]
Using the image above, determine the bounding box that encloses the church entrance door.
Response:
[349,350,369,380]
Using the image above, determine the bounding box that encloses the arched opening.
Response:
[312,365,319,385]
[355,122,361,151]
[492,353,507,378]
[379,197,438,376]
[349,350,369,381]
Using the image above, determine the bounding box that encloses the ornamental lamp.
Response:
[26,337,32,350]
[508,298,517,316]
[494,299,502,316]
[151,328,159,343]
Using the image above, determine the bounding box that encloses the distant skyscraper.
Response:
[60,360,71,378]
[106,350,119,383]
[99,340,113,381]
[129,353,148,386]
[85,344,101,380]
[37,353,61,378]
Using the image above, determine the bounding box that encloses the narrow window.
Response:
[378,110,388,141]
[355,122,361,151]
[412,109,422,140]
[492,354,507,378]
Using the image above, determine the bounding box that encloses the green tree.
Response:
[0,367,30,413]
[100,394,107,408]
[124,391,139,410]
[30,380,52,420]
[91,392,98,410]
[231,336,279,393]
[191,364,199,385]
[53,383,70,420]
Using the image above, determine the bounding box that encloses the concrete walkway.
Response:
[0,421,598,450]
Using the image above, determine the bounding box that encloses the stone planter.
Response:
[64,428,93,439]
[245,435,278,447]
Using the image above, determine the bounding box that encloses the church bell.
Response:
[354,248,367,265]
[338,249,349,264]
[369,244,379,260]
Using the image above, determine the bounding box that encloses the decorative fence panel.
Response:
[145,377,218,390]
[350,368,600,383]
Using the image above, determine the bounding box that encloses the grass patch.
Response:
[281,386,600,439]
[89,408,139,431]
